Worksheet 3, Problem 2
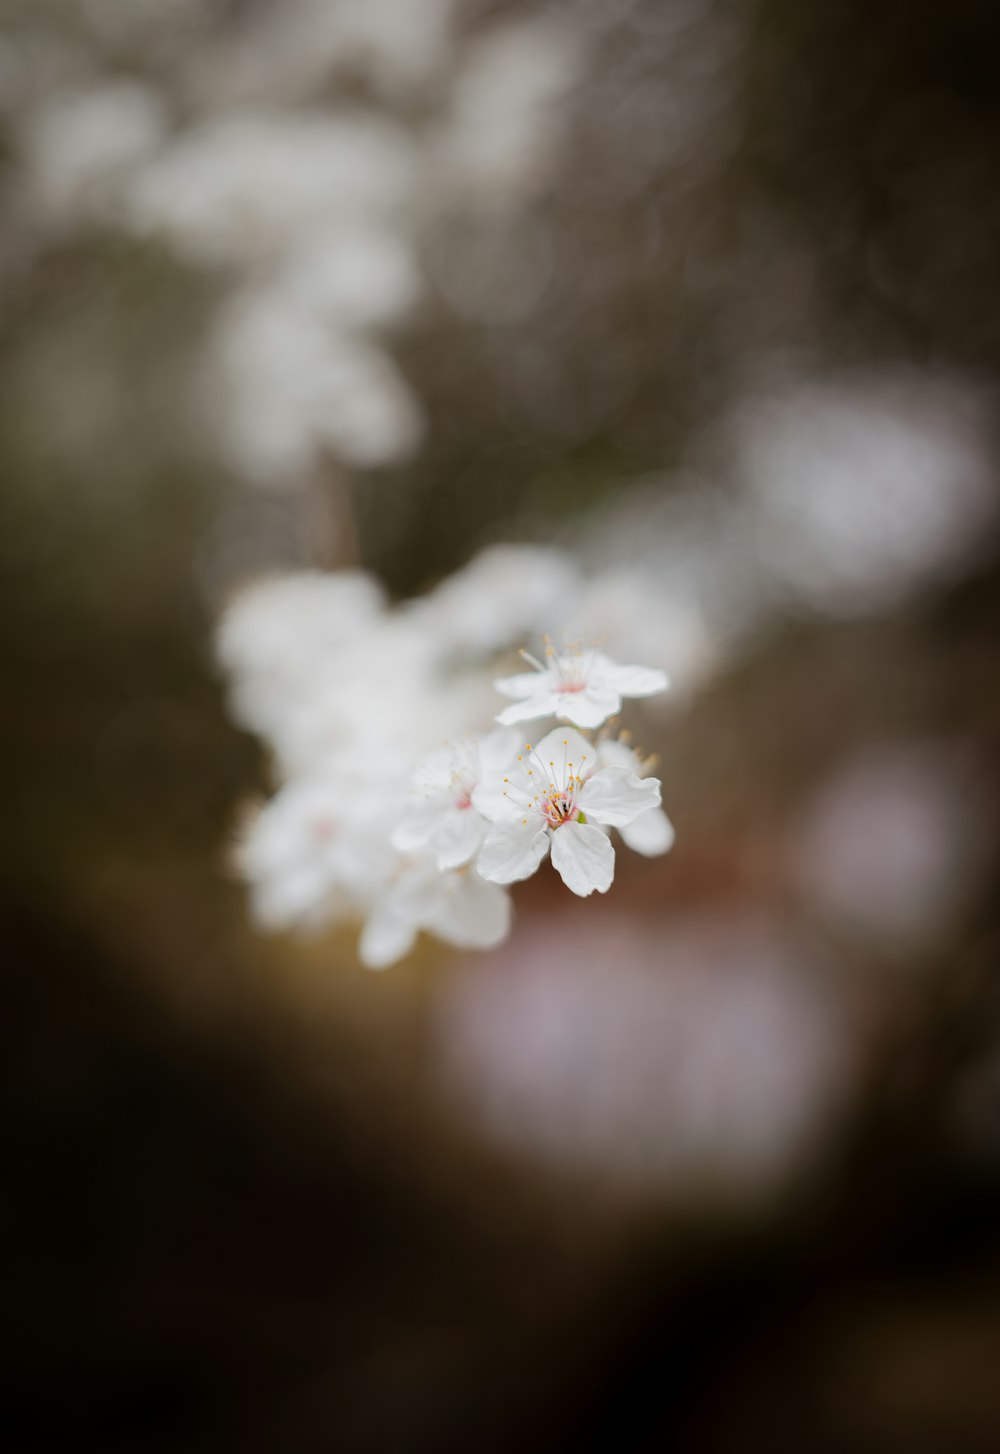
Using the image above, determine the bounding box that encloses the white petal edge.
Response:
[555,688,622,729]
[620,806,675,857]
[431,807,489,871]
[549,820,615,896]
[359,909,417,970]
[477,818,550,885]
[496,693,563,726]
[425,873,512,950]
[599,662,669,698]
[471,773,522,822]
[477,727,523,773]
[494,670,554,699]
[530,726,594,776]
[390,803,440,854]
[580,766,661,828]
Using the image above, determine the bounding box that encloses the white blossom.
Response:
[495,642,668,729]
[207,287,424,484]
[360,863,511,970]
[595,737,676,857]
[219,565,677,966]
[274,222,421,332]
[216,570,386,741]
[236,771,397,932]
[391,729,520,871]
[125,111,416,267]
[418,544,581,657]
[474,727,661,897]
[732,373,995,618]
[430,17,586,205]
[187,0,459,110]
[20,81,167,226]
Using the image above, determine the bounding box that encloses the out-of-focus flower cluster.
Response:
[10,0,593,492]
[10,0,994,630]
[218,546,673,968]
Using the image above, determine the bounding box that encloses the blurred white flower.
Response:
[216,570,386,740]
[495,642,668,728]
[734,372,996,617]
[246,614,456,781]
[208,288,424,483]
[237,770,397,932]
[391,729,520,872]
[570,479,769,687]
[20,81,167,225]
[10,8,609,503]
[360,863,511,971]
[125,111,416,266]
[430,17,586,205]
[475,726,661,896]
[419,544,582,657]
[188,0,459,109]
[570,563,719,700]
[274,222,421,331]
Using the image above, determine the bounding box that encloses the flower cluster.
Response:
[12,2,590,496]
[221,556,673,969]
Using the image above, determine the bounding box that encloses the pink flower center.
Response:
[542,790,580,828]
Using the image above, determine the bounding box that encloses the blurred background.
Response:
[3,0,1000,1448]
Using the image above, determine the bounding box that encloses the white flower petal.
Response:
[411,744,458,793]
[531,726,594,778]
[251,863,335,929]
[471,776,520,822]
[425,872,512,950]
[473,753,535,822]
[620,806,676,857]
[494,669,553,699]
[496,693,562,725]
[595,737,640,773]
[549,820,615,896]
[390,802,440,854]
[431,806,489,871]
[555,687,622,729]
[580,766,661,827]
[477,818,550,884]
[477,726,523,773]
[359,908,417,971]
[597,660,669,698]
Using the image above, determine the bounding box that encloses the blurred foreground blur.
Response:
[3,0,1000,1449]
